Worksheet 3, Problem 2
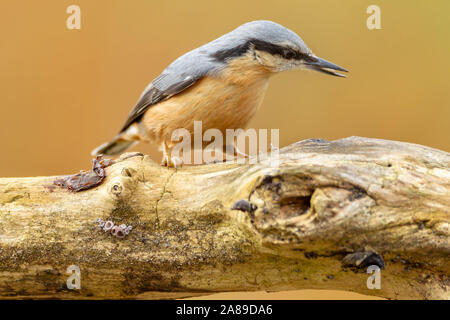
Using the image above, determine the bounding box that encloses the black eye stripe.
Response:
[251,39,300,60]
[211,38,314,62]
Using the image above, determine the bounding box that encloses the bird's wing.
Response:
[118,73,201,133]
[118,47,222,133]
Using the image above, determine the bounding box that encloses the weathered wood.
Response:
[0,137,449,299]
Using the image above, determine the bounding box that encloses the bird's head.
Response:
[212,20,348,77]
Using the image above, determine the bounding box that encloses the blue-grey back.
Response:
[152,20,308,91]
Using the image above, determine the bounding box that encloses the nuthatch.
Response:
[92,20,347,166]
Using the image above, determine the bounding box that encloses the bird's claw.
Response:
[161,155,183,168]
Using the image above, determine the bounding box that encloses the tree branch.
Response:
[0,137,449,299]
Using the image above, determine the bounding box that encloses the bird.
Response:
[92,20,347,167]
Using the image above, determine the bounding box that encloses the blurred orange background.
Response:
[1,0,449,299]
[1,0,449,177]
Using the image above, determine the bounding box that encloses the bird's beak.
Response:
[305,56,348,78]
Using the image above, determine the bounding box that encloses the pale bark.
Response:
[0,137,449,299]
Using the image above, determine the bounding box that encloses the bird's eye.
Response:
[283,49,296,60]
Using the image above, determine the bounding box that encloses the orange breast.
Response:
[140,54,272,147]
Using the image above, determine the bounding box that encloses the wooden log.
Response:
[0,137,448,299]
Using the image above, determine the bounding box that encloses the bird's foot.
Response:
[235,149,249,159]
[161,155,183,168]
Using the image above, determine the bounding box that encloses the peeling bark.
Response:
[0,137,449,299]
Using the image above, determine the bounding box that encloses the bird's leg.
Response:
[161,142,183,168]
[228,142,249,158]
[220,144,249,164]
[234,143,249,158]
[161,142,171,167]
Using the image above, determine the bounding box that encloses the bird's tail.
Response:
[91,134,138,156]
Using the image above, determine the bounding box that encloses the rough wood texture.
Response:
[0,137,449,299]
